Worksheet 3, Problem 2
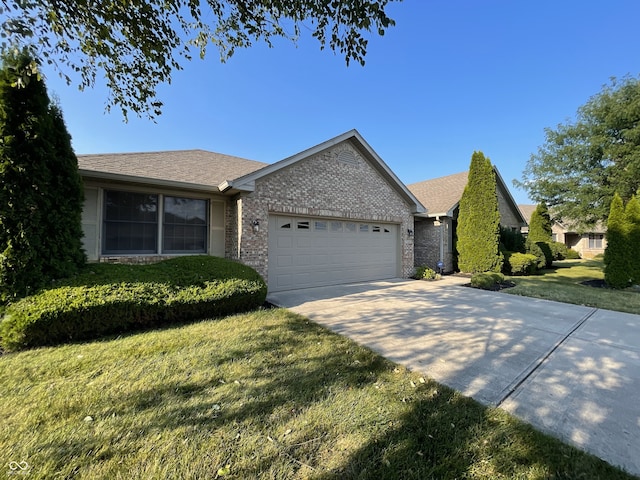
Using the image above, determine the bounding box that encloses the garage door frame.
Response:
[268,214,400,292]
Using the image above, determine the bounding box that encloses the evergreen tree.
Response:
[0,49,85,302]
[604,193,630,288]
[43,104,86,279]
[528,202,553,243]
[457,151,502,273]
[625,195,640,285]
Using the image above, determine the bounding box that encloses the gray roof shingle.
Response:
[407,171,469,216]
[78,149,269,188]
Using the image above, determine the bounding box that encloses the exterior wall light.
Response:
[407,228,414,237]
[252,219,260,232]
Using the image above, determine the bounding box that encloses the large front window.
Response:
[163,196,208,253]
[104,191,158,254]
[588,234,603,249]
[102,190,208,255]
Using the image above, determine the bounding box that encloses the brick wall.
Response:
[226,140,415,281]
[497,188,521,229]
[414,217,455,272]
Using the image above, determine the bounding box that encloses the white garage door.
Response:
[268,215,399,292]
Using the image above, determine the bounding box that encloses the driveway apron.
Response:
[267,278,640,477]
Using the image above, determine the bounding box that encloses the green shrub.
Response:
[525,238,547,269]
[507,253,538,275]
[457,152,503,274]
[605,193,630,289]
[564,249,581,259]
[470,272,505,290]
[549,241,569,260]
[413,265,440,280]
[537,242,554,268]
[0,257,267,351]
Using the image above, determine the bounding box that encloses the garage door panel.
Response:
[269,215,398,292]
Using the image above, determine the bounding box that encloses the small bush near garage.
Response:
[0,257,267,351]
[506,253,538,275]
[413,265,441,280]
[471,272,508,290]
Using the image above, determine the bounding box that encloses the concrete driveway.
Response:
[267,277,640,477]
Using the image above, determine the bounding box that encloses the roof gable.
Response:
[221,129,426,214]
[409,166,527,225]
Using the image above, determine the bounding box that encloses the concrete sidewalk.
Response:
[267,278,640,477]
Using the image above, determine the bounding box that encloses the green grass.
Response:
[504,258,640,314]
[1,309,634,479]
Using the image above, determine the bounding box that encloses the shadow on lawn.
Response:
[72,312,631,479]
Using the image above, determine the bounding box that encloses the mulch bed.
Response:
[580,279,608,289]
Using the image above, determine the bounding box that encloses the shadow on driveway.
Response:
[267,278,640,477]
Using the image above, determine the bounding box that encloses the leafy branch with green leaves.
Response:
[1,0,399,119]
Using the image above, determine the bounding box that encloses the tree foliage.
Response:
[527,202,552,243]
[604,193,630,289]
[0,49,85,302]
[2,0,399,119]
[624,195,640,285]
[518,76,640,231]
[457,151,502,274]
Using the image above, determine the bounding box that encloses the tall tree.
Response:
[625,195,640,285]
[528,202,553,243]
[604,193,629,289]
[3,0,399,119]
[518,76,640,231]
[0,50,85,302]
[457,151,502,273]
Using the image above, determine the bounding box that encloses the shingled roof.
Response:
[78,149,268,190]
[407,171,469,217]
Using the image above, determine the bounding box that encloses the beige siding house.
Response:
[518,205,607,258]
[408,168,527,273]
[78,130,425,292]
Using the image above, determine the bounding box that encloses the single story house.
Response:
[79,130,425,292]
[407,169,527,273]
[518,205,607,258]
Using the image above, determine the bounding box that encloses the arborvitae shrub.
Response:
[457,152,502,273]
[0,50,85,302]
[528,202,553,243]
[604,193,630,288]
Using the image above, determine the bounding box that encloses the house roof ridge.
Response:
[406,170,468,188]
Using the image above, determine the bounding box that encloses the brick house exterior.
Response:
[78,130,424,292]
[518,204,607,258]
[408,168,527,273]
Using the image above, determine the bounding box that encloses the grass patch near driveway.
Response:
[504,259,640,315]
[1,309,634,479]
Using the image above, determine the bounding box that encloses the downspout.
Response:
[434,216,445,273]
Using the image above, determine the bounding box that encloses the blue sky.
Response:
[41,0,640,205]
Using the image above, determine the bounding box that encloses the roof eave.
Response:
[79,169,216,193]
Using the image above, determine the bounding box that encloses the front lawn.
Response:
[504,258,640,315]
[1,309,634,479]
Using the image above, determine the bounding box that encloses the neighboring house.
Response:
[79,130,425,292]
[408,169,527,273]
[518,205,607,258]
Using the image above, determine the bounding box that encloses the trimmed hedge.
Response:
[0,257,267,351]
[470,272,505,290]
[507,253,538,275]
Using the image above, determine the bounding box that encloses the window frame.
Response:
[102,189,210,256]
[588,233,603,250]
